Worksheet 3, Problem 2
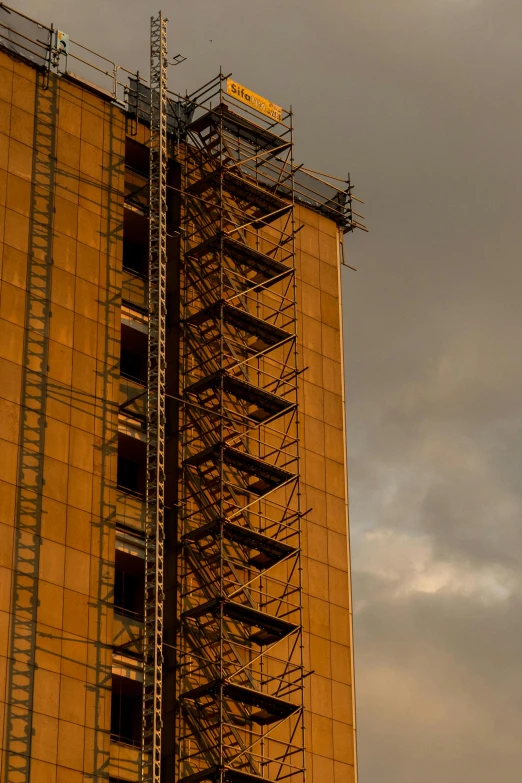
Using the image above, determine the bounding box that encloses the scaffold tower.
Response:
[177,76,306,783]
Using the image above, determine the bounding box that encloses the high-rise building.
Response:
[0,6,365,783]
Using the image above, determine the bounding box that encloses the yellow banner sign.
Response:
[226,79,283,123]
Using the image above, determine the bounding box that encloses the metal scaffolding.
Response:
[143,12,168,783]
[176,76,305,783]
[122,40,364,783]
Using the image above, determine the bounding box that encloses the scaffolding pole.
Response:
[143,11,168,783]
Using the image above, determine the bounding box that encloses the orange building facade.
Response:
[0,10,358,783]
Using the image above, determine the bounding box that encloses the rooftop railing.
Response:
[0,2,366,232]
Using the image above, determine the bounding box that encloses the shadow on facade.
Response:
[4,70,58,783]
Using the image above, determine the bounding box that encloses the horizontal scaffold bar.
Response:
[182,597,298,645]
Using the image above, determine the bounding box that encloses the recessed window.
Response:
[114,549,144,620]
[125,139,149,214]
[125,138,149,178]
[111,674,142,746]
[117,433,146,497]
[123,239,148,278]
[123,208,149,278]
[120,324,147,385]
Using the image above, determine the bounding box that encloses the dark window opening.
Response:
[120,324,147,385]
[111,674,142,746]
[117,433,146,497]
[125,138,149,178]
[125,139,150,212]
[123,239,148,278]
[123,210,149,279]
[114,549,144,620]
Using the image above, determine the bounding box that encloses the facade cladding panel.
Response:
[295,206,356,782]
[0,33,356,783]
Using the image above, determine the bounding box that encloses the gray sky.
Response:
[18,0,522,779]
